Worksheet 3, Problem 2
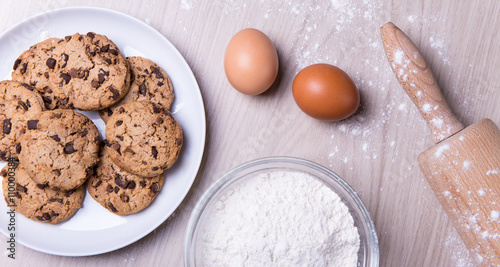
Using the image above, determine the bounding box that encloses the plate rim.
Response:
[0,5,207,256]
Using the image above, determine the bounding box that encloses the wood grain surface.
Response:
[1,0,500,266]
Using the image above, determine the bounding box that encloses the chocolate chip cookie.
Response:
[87,144,165,215]
[49,32,131,110]
[12,33,131,110]
[11,38,67,109]
[99,56,174,122]
[1,163,85,224]
[0,80,46,161]
[105,100,183,177]
[19,109,99,190]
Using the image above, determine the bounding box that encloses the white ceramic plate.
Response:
[0,7,206,256]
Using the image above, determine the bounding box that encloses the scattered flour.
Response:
[491,211,500,221]
[462,161,471,171]
[394,50,405,65]
[477,189,486,196]
[422,103,432,113]
[431,117,444,128]
[486,168,499,175]
[202,171,360,266]
[435,144,450,158]
[180,0,195,10]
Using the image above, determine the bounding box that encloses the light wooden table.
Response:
[1,0,499,266]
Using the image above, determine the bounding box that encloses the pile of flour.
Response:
[202,171,360,266]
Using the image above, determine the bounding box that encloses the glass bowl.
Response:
[184,157,379,266]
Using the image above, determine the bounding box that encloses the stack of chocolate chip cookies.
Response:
[0,32,183,224]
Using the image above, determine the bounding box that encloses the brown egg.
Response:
[292,64,359,121]
[224,28,279,95]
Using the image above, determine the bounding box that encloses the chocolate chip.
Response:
[64,143,76,154]
[46,58,56,69]
[152,103,161,113]
[0,151,7,161]
[151,183,160,194]
[15,143,21,154]
[60,73,71,84]
[42,96,52,105]
[120,194,129,202]
[93,180,102,188]
[153,67,164,79]
[115,174,129,189]
[140,181,146,188]
[36,184,46,189]
[102,139,111,147]
[16,184,27,193]
[17,63,27,76]
[105,184,113,193]
[127,181,136,189]
[114,186,120,193]
[101,44,109,52]
[65,189,76,197]
[36,216,45,221]
[3,119,11,134]
[152,146,158,159]
[22,83,34,91]
[91,79,100,88]
[49,198,64,203]
[57,98,69,107]
[108,49,119,56]
[98,73,105,83]
[26,99,31,107]
[112,143,121,155]
[27,120,38,129]
[78,36,83,41]
[157,81,164,86]
[61,53,69,68]
[44,72,49,78]
[69,68,79,78]
[108,202,118,213]
[117,107,125,113]
[116,120,123,126]
[0,169,6,177]
[116,135,124,141]
[13,59,21,70]
[51,113,62,119]
[139,84,147,96]
[42,213,52,221]
[85,166,94,177]
[156,117,164,124]
[176,138,183,146]
[86,32,95,38]
[64,36,72,41]
[50,211,59,218]
[50,135,60,142]
[152,167,159,171]
[103,57,112,64]
[80,130,88,137]
[109,86,119,100]
[18,100,29,111]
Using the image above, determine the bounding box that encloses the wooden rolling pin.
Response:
[381,22,500,265]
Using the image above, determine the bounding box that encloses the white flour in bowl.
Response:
[202,171,360,266]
